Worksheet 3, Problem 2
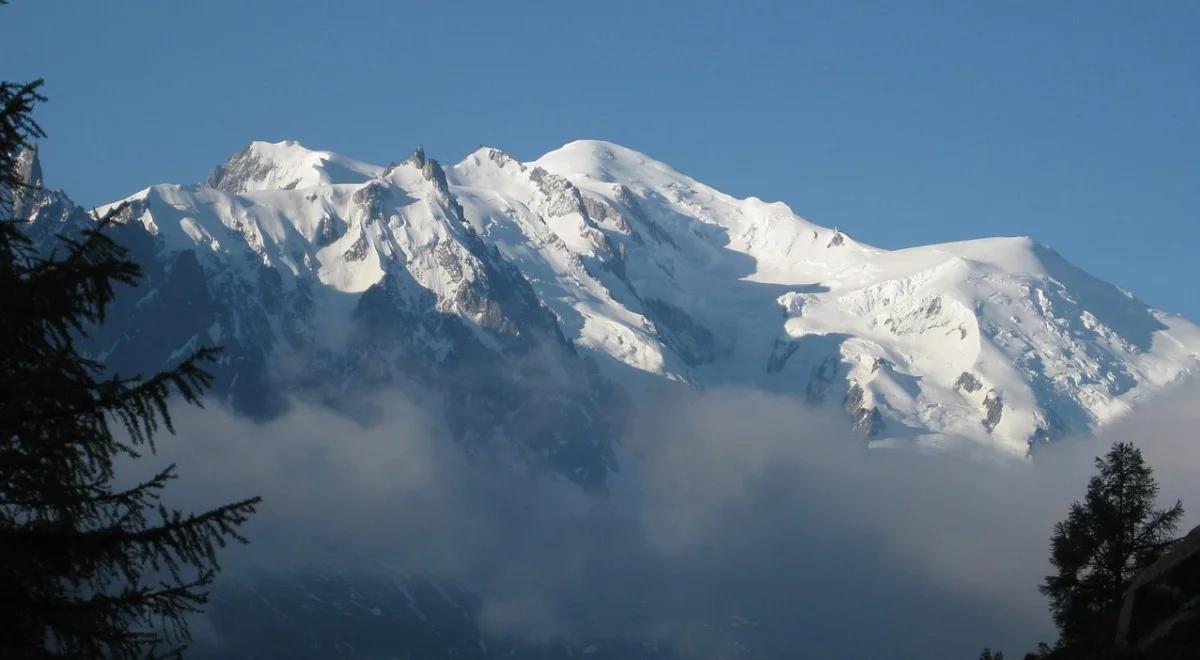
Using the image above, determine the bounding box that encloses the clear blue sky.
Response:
[3,1,1197,319]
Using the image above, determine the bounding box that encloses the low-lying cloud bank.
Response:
[132,381,1200,659]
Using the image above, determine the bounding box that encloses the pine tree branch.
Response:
[3,496,261,552]
[0,348,219,431]
[1130,501,1184,552]
[0,465,175,508]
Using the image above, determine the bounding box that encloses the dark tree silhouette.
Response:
[1038,442,1183,656]
[0,78,260,657]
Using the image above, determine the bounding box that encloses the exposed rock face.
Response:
[807,356,841,403]
[643,298,724,367]
[207,144,285,193]
[406,145,426,169]
[954,371,983,393]
[9,146,43,217]
[982,390,1004,432]
[844,382,885,436]
[313,215,341,246]
[582,192,635,237]
[350,268,621,486]
[766,338,800,374]
[342,230,370,261]
[1117,524,1200,655]
[14,145,43,188]
[528,166,587,218]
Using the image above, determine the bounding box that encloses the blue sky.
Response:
[3,1,1197,319]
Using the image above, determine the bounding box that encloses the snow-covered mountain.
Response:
[18,139,1200,467]
[450,140,1200,454]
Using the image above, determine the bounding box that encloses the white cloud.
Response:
[130,379,1200,658]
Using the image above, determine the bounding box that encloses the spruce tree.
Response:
[1038,442,1183,655]
[0,79,261,657]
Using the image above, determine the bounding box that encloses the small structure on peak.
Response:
[407,145,426,169]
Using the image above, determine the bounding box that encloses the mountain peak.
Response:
[9,145,46,218]
[205,140,382,194]
[532,140,670,182]
[14,144,43,189]
[405,145,426,169]
[461,145,518,168]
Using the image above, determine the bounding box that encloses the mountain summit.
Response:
[21,139,1200,469]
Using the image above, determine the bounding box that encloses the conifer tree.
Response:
[1038,442,1183,655]
[0,78,260,657]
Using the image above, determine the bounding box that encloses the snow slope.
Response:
[25,139,1200,459]
[449,139,1200,454]
[84,145,625,486]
